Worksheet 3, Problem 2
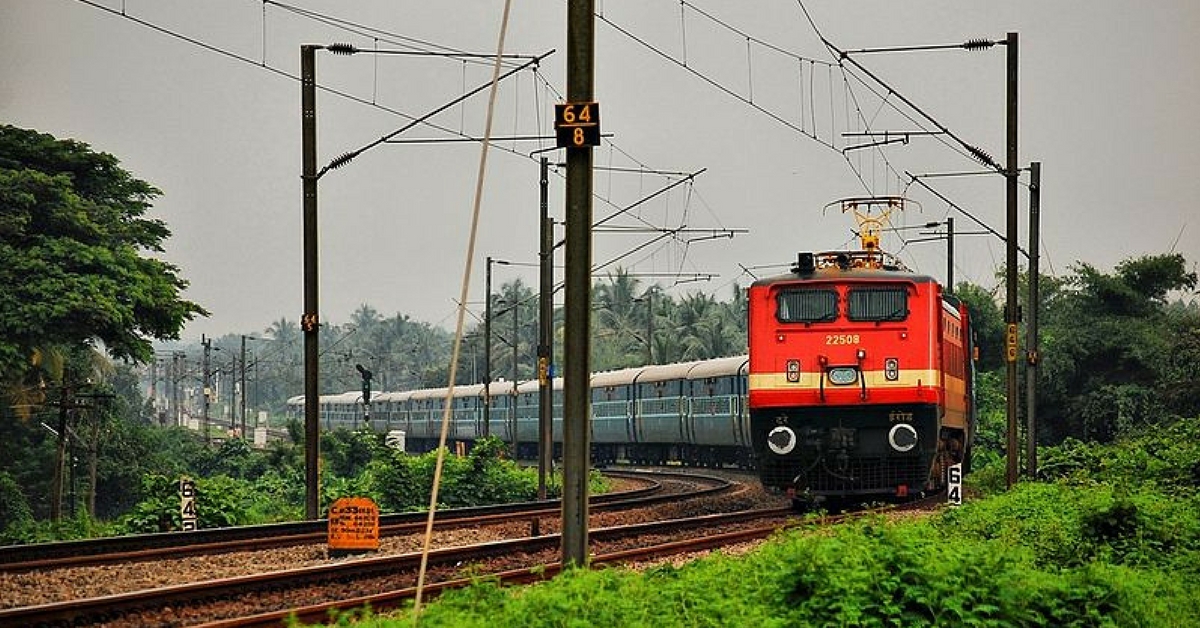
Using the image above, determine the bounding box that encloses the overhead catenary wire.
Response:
[75,0,733,275]
[318,50,551,178]
[790,0,1032,277]
[595,13,850,164]
[71,0,547,165]
[820,36,1004,173]
[599,5,938,196]
[906,172,1029,260]
[263,0,524,69]
[83,0,973,327]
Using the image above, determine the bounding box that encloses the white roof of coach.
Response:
[409,387,450,401]
[686,355,749,380]
[455,382,487,399]
[590,366,643,388]
[374,390,415,403]
[635,360,702,384]
[516,377,562,394]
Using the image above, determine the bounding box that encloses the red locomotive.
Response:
[747,197,975,505]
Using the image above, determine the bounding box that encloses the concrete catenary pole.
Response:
[511,301,519,456]
[946,216,955,294]
[1026,161,1041,478]
[240,335,248,437]
[562,0,595,567]
[300,44,321,519]
[1004,32,1020,489]
[484,257,494,437]
[202,334,212,445]
[538,157,553,515]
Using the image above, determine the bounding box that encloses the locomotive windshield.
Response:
[776,288,838,323]
[847,286,908,322]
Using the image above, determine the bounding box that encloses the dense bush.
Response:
[939,482,1200,575]
[118,474,260,533]
[105,434,601,533]
[367,436,605,513]
[0,470,32,531]
[365,421,1200,628]
[0,512,117,544]
[387,510,1197,628]
[1038,417,1200,491]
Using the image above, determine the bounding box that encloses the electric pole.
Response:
[301,44,321,519]
[1004,31,1020,489]
[538,157,553,519]
[485,256,494,437]
[202,334,212,445]
[946,216,955,294]
[1026,161,1041,478]
[562,0,596,567]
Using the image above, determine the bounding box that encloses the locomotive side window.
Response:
[847,286,909,322]
[776,289,838,323]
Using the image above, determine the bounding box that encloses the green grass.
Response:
[362,500,1197,628]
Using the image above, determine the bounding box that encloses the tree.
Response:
[952,281,1006,372]
[1037,254,1198,443]
[0,125,206,382]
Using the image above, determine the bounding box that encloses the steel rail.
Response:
[0,502,788,627]
[0,470,702,572]
[203,495,943,627]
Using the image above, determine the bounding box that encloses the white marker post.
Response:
[180,477,197,531]
[947,463,963,506]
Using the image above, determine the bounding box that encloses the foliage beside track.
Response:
[0,432,603,540]
[350,419,1200,628]
[111,434,603,534]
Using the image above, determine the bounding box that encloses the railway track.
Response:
[0,490,941,627]
[0,469,722,573]
[0,505,794,627]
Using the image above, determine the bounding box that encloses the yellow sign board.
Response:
[1005,323,1019,362]
[328,497,380,552]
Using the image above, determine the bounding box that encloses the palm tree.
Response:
[593,270,645,368]
[2,344,65,421]
[262,317,302,410]
[350,304,382,336]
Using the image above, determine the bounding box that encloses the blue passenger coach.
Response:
[287,355,753,467]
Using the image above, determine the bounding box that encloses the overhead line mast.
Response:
[562,0,596,568]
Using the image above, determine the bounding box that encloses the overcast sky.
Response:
[2,1,1198,343]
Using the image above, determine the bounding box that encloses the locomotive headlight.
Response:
[884,358,899,381]
[767,426,797,455]
[786,359,801,383]
[827,367,858,385]
[888,423,918,453]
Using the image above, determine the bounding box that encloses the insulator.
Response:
[962,38,996,51]
[967,145,999,169]
[328,152,357,170]
[327,42,358,55]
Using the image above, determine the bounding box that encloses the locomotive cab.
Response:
[748,248,972,503]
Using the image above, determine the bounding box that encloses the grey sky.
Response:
[2,1,1197,342]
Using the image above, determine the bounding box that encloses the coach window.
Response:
[848,286,909,322]
[776,288,838,323]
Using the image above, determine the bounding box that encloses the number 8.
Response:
[573,127,584,146]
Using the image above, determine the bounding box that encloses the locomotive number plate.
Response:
[825,334,860,345]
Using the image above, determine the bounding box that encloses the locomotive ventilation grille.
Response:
[763,455,929,494]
